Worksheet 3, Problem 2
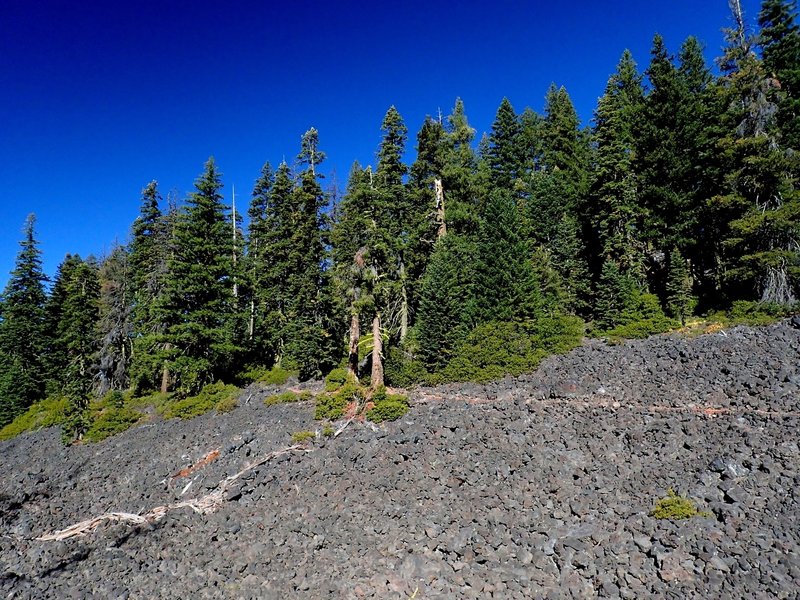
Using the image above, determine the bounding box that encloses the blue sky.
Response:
[0,0,761,288]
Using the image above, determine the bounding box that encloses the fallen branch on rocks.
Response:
[36,444,312,542]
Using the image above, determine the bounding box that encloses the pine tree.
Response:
[56,257,100,440]
[475,189,541,324]
[759,0,800,150]
[0,215,48,426]
[591,50,647,286]
[486,98,524,191]
[441,98,480,235]
[714,4,800,304]
[44,254,83,393]
[665,248,694,324]
[331,162,373,377]
[416,233,479,370]
[163,158,238,392]
[128,182,176,393]
[283,128,336,379]
[95,244,133,395]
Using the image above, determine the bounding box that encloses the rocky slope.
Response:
[1,321,799,599]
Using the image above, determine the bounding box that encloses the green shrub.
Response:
[315,382,364,420]
[324,367,350,391]
[84,406,144,443]
[0,396,70,441]
[652,489,712,520]
[603,293,676,340]
[384,347,430,388]
[128,391,172,413]
[322,424,335,437]
[727,300,793,326]
[238,365,295,386]
[366,386,410,423]
[264,390,313,406]
[161,382,240,420]
[291,430,316,444]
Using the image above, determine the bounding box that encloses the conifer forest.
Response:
[1,1,799,440]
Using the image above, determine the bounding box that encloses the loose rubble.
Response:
[1,321,799,598]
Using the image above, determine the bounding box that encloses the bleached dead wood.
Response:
[36,444,312,542]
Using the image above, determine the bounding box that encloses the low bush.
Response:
[291,430,316,444]
[324,367,349,392]
[603,293,676,340]
[238,365,295,386]
[315,382,364,420]
[366,386,409,423]
[84,406,144,443]
[384,347,430,388]
[161,382,240,420]
[726,300,794,326]
[0,396,70,441]
[652,489,711,520]
[264,390,313,406]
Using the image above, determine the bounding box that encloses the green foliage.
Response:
[0,396,69,441]
[161,382,240,420]
[291,430,316,444]
[314,381,364,420]
[366,386,409,423]
[384,346,430,388]
[441,316,583,383]
[84,405,144,443]
[652,489,711,520]
[603,293,677,339]
[322,424,335,437]
[264,390,313,406]
[725,300,795,325]
[0,215,48,426]
[237,365,294,386]
[324,367,350,391]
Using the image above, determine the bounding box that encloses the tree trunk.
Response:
[434,177,447,239]
[160,343,172,393]
[370,313,384,388]
[347,312,360,379]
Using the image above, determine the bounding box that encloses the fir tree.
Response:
[0,215,48,426]
[95,244,133,395]
[56,257,100,440]
[163,157,238,392]
[759,0,800,150]
[591,50,647,286]
[665,248,694,324]
[486,98,524,191]
[441,98,480,235]
[416,233,479,370]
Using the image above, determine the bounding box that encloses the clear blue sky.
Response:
[0,0,761,288]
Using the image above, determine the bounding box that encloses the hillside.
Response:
[1,321,799,599]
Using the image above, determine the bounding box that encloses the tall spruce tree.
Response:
[486,98,524,191]
[441,98,480,235]
[128,182,177,393]
[283,128,336,379]
[714,3,800,304]
[57,257,100,440]
[95,244,133,395]
[163,158,238,392]
[591,50,647,286]
[0,215,48,426]
[759,0,800,150]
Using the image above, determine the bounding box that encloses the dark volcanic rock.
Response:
[1,321,799,598]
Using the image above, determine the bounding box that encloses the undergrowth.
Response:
[264,390,313,406]
[161,382,240,420]
[651,489,712,520]
[0,396,70,441]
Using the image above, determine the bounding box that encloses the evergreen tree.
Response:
[56,257,100,440]
[0,215,48,426]
[590,50,647,286]
[128,182,176,393]
[714,5,800,304]
[283,128,336,379]
[486,98,524,191]
[163,158,238,392]
[665,248,694,324]
[43,254,83,393]
[95,244,133,395]
[416,233,479,370]
[759,0,800,150]
[441,98,480,235]
[475,189,541,323]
